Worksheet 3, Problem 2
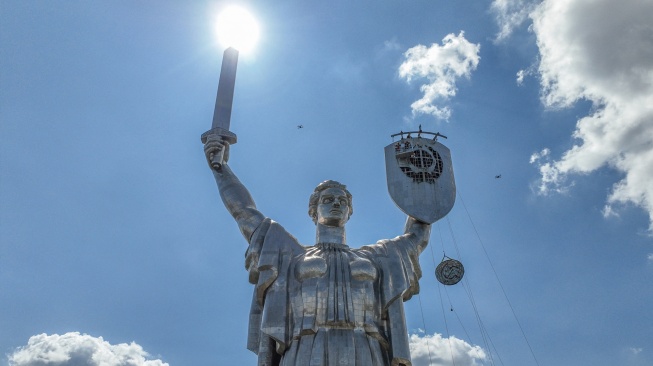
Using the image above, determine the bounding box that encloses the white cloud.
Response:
[519,0,653,232]
[409,332,486,366]
[529,148,574,194]
[399,32,480,120]
[8,332,168,366]
[490,0,538,42]
[647,253,653,262]
[384,37,402,52]
[516,69,526,85]
[516,61,539,86]
[529,148,549,164]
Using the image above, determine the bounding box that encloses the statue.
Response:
[202,134,442,366]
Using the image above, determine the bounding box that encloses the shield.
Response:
[385,136,455,223]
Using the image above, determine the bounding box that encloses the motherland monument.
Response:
[201,8,456,365]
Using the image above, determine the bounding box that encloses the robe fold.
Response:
[245,218,423,366]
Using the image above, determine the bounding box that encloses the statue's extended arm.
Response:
[404,217,431,254]
[204,136,265,241]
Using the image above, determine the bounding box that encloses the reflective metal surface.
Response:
[385,132,455,224]
[435,258,465,286]
[204,136,436,366]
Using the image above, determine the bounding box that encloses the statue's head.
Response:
[308,180,353,226]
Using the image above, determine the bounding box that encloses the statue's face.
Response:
[316,187,350,227]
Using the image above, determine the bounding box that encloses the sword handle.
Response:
[210,148,226,170]
[202,127,237,170]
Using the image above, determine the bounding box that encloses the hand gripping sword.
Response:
[201,47,239,169]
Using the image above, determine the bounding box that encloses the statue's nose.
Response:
[333,201,340,207]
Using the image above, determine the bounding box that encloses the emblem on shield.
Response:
[385,130,455,224]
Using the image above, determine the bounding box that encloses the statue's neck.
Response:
[315,223,346,245]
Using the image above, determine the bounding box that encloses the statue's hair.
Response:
[308,180,353,224]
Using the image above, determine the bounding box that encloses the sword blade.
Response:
[212,47,239,132]
[201,47,239,169]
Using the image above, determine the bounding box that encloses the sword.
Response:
[201,47,239,169]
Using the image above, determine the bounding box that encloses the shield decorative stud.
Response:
[385,131,455,224]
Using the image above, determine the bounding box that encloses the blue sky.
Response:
[1,1,652,365]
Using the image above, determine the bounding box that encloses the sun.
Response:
[215,6,260,54]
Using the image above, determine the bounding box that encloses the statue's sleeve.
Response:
[363,234,423,306]
[361,234,423,366]
[244,218,303,360]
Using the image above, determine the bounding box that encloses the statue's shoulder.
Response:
[359,234,415,257]
[246,218,305,284]
[250,218,305,255]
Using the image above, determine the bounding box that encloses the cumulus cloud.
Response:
[8,332,168,366]
[517,0,653,232]
[409,332,486,366]
[398,32,480,120]
[490,0,538,42]
[516,61,538,86]
[529,148,574,194]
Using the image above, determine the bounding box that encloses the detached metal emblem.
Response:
[384,129,456,224]
[435,257,465,285]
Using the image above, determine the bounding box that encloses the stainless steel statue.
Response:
[203,130,455,365]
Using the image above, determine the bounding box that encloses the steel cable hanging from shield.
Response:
[457,191,542,366]
[416,294,435,365]
[414,238,456,366]
[437,220,498,366]
[434,225,459,366]
[443,217,499,366]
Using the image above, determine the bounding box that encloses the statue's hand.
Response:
[203,134,230,170]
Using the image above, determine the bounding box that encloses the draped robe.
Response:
[245,218,423,366]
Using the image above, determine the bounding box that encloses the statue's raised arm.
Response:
[403,216,431,255]
[203,135,264,241]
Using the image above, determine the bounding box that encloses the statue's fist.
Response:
[203,134,230,170]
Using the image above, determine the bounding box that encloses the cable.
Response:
[442,285,473,343]
[416,294,435,365]
[436,284,457,366]
[457,191,542,366]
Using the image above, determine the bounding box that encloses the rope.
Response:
[460,269,496,366]
[457,191,541,366]
[416,294,434,365]
[445,216,497,366]
[437,284,457,366]
[442,285,473,342]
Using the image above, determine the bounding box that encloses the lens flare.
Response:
[216,6,260,53]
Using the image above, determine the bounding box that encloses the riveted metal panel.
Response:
[385,137,456,223]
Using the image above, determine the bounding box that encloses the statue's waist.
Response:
[296,322,380,333]
[292,324,388,349]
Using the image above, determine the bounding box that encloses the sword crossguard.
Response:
[201,127,237,170]
[201,127,237,144]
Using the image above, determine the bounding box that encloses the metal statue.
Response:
[203,133,442,366]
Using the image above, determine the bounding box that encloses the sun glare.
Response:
[216,6,260,54]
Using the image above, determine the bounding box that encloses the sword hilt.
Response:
[201,127,237,170]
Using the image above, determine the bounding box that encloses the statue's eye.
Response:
[340,199,347,206]
[322,197,333,203]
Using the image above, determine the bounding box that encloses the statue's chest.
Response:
[290,245,379,328]
[295,246,377,282]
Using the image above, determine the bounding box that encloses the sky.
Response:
[1,1,652,365]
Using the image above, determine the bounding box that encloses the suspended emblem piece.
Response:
[385,128,456,224]
[435,257,465,285]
